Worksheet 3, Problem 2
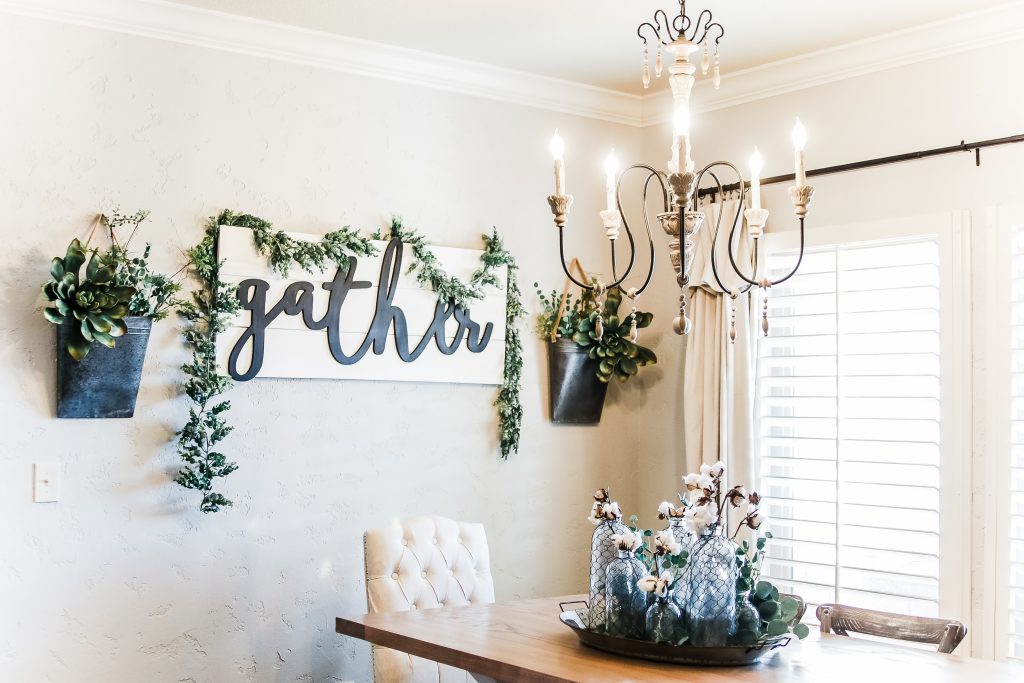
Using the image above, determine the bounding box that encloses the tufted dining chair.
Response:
[364,516,495,683]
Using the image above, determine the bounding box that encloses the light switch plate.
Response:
[34,461,60,502]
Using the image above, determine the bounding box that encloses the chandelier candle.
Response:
[604,151,618,212]
[551,130,566,196]
[748,148,763,210]
[793,118,808,187]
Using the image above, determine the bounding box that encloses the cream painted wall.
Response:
[0,15,663,683]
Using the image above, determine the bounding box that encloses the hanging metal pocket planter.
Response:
[56,316,152,419]
[547,337,609,424]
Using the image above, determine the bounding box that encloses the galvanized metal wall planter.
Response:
[56,316,152,418]
[547,338,608,424]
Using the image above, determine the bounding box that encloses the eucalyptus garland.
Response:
[176,217,241,513]
[177,212,524,512]
[219,208,378,276]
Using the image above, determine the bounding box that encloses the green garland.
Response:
[177,212,524,512]
[220,209,378,276]
[176,217,241,513]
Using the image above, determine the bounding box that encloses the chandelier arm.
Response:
[557,228,597,290]
[725,201,760,287]
[606,164,664,294]
[692,161,760,287]
[767,217,806,286]
[690,9,712,43]
[623,169,662,296]
[700,170,755,296]
[707,22,725,45]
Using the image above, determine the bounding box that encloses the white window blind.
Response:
[1009,224,1024,661]
[757,235,942,618]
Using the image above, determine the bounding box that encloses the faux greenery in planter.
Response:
[42,209,183,418]
[536,282,657,424]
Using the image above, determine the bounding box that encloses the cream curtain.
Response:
[682,197,760,489]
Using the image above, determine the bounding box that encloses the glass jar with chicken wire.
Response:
[588,518,628,629]
[666,516,696,606]
[683,528,739,646]
[605,549,648,639]
[645,594,684,644]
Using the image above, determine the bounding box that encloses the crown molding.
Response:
[1,0,1022,129]
[0,0,644,126]
[641,1,1024,126]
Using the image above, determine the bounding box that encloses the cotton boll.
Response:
[637,575,658,593]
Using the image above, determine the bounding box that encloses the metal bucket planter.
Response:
[56,316,152,418]
[547,338,608,424]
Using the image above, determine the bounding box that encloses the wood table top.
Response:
[336,595,1023,683]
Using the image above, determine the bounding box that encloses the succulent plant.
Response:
[572,287,657,383]
[42,238,136,361]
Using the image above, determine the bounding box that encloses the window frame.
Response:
[760,211,972,647]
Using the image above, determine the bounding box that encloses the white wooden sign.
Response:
[216,225,507,385]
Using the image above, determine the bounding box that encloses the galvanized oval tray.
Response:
[558,603,791,666]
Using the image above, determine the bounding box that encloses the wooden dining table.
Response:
[336,594,1022,682]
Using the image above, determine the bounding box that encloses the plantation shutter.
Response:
[1009,224,1024,660]
[756,235,942,618]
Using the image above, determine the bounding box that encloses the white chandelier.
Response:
[546,0,815,339]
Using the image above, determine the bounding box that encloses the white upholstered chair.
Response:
[364,516,495,683]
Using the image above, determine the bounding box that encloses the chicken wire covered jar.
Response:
[667,517,696,605]
[645,594,684,644]
[605,550,648,638]
[684,527,739,646]
[588,518,628,629]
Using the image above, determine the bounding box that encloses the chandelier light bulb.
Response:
[749,148,764,176]
[792,118,807,151]
[604,149,619,177]
[550,129,565,161]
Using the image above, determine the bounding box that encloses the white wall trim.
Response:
[0,0,643,126]
[2,0,1022,128]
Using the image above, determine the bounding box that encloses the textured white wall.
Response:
[0,15,670,683]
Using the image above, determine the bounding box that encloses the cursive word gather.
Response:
[228,238,494,380]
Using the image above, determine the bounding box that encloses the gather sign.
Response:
[216,225,508,385]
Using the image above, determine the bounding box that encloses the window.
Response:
[755,215,966,624]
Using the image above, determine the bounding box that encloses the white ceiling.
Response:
[166,0,1010,95]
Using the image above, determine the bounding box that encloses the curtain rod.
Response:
[697,133,1024,199]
